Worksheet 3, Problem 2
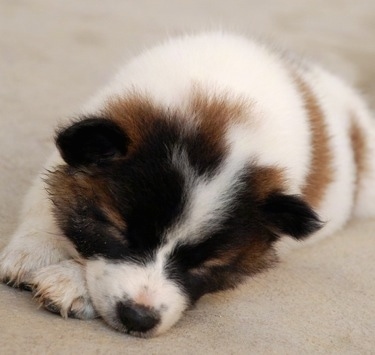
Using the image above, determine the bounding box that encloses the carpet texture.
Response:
[1,1,375,354]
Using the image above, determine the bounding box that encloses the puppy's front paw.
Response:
[0,246,35,290]
[0,238,69,289]
[32,259,97,320]
[0,244,56,290]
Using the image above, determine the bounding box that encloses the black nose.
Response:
[116,301,160,333]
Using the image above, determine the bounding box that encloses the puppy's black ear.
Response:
[56,118,129,167]
[261,193,323,239]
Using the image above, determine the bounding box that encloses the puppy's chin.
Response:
[85,258,189,337]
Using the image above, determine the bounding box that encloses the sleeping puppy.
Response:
[1,32,375,337]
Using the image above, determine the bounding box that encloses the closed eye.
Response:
[169,241,224,272]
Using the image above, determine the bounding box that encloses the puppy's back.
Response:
[85,32,375,251]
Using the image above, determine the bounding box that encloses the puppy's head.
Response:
[48,94,321,337]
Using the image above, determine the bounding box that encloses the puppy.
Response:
[1,32,375,337]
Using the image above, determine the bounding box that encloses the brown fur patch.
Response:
[237,242,278,275]
[103,89,250,161]
[189,240,277,284]
[294,74,334,208]
[350,117,368,200]
[47,167,126,235]
[249,166,286,201]
[188,89,249,147]
[232,167,284,278]
[104,95,165,156]
[200,248,242,269]
[212,241,276,273]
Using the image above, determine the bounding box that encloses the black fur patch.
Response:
[261,193,323,239]
[50,115,225,259]
[56,118,129,167]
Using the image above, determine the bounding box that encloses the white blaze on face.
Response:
[166,124,255,245]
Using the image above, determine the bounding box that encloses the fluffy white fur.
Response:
[1,32,375,336]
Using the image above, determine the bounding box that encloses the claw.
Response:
[19,282,34,291]
[3,277,35,291]
[43,299,60,314]
[3,277,18,288]
[68,309,78,318]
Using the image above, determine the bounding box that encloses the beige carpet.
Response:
[1,1,375,353]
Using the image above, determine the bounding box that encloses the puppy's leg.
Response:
[0,153,77,288]
[32,259,97,319]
